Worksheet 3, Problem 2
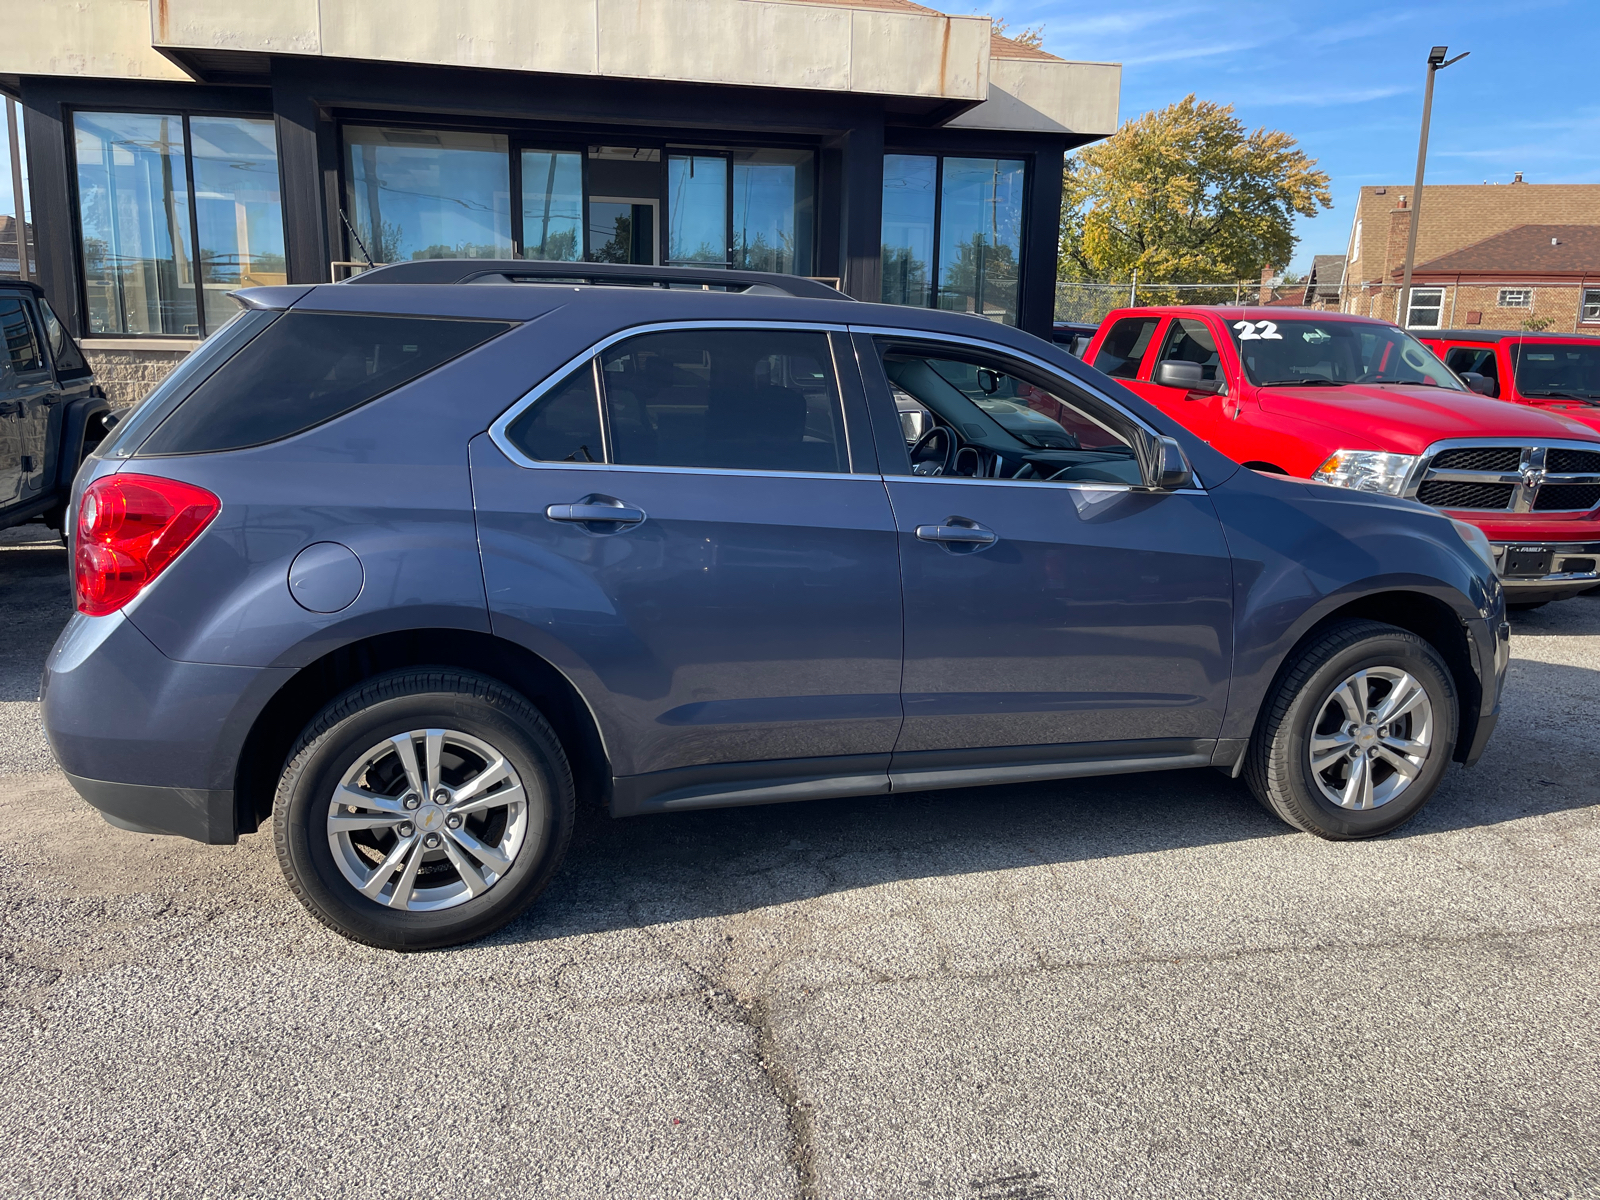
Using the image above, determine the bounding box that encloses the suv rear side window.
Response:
[0,299,45,374]
[506,329,848,474]
[1092,317,1159,379]
[138,312,511,455]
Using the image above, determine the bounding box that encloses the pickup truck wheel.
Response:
[1243,620,1457,840]
[273,670,575,950]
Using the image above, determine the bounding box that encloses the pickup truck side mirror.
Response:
[1459,371,1498,398]
[1146,435,1195,491]
[1154,359,1223,393]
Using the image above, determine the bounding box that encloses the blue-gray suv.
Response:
[43,262,1509,949]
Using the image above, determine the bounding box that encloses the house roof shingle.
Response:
[1406,224,1600,277]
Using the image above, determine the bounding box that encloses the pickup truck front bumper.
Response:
[1491,540,1600,604]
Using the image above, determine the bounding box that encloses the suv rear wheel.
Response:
[1244,620,1457,839]
[273,670,575,949]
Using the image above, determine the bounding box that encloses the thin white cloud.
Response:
[1119,38,1273,66]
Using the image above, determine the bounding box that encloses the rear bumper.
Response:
[1490,540,1600,602]
[42,612,293,845]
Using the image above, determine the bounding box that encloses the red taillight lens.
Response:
[74,474,221,617]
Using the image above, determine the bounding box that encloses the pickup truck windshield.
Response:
[1226,318,1461,390]
[1510,342,1600,401]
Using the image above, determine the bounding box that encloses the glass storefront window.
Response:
[667,155,728,266]
[74,112,199,336]
[520,149,582,261]
[345,127,512,264]
[879,155,1027,326]
[937,157,1024,325]
[880,154,936,308]
[190,117,286,332]
[732,149,813,275]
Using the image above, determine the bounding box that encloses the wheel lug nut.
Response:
[403,795,421,811]
[399,823,414,837]
[424,833,442,848]
[1367,748,1378,758]
[446,815,462,829]
[1349,746,1361,759]
[434,790,449,804]
[1365,712,1377,724]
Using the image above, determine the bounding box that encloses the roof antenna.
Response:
[339,206,376,272]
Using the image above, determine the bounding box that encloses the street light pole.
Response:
[1398,45,1468,328]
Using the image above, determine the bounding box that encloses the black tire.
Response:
[273,669,575,950]
[1507,601,1548,612]
[1243,620,1457,840]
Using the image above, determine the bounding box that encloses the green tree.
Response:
[1060,95,1332,287]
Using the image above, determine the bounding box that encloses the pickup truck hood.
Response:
[1255,383,1600,453]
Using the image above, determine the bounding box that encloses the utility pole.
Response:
[1398,45,1468,328]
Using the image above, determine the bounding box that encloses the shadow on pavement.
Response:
[0,527,70,703]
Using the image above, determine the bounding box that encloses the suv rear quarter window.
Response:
[137,311,511,456]
[1092,316,1160,380]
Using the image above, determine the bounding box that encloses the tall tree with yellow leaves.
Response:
[1060,95,1332,285]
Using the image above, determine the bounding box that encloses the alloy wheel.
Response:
[1306,667,1435,811]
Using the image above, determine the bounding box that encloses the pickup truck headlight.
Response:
[1312,450,1419,496]
[1448,518,1498,575]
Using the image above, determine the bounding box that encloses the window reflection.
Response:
[520,150,582,261]
[880,154,935,308]
[190,117,286,331]
[937,157,1025,325]
[74,112,199,336]
[732,149,812,275]
[667,155,727,265]
[879,155,1026,326]
[345,127,512,265]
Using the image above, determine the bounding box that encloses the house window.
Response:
[1498,288,1533,309]
[880,154,1026,326]
[345,127,512,265]
[1583,288,1600,324]
[665,149,815,274]
[1405,287,1444,329]
[73,112,284,337]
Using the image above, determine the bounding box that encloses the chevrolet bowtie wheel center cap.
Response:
[415,805,446,834]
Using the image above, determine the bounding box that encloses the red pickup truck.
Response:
[1416,330,1600,430]
[1083,306,1600,606]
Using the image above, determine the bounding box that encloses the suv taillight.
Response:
[74,474,220,617]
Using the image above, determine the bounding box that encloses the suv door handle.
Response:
[546,500,646,524]
[915,521,997,545]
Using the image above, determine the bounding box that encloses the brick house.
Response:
[1339,179,1600,332]
[1400,224,1600,334]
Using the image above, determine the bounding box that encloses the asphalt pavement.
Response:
[2,520,1598,1199]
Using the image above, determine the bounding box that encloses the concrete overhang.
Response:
[1,0,1120,138]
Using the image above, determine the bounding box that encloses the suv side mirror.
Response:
[1154,359,1222,393]
[1148,435,1195,491]
[1459,371,1498,398]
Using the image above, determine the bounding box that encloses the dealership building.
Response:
[2,0,1119,401]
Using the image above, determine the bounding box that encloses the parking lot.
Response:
[2,520,1597,1200]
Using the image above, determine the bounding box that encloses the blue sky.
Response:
[925,0,1600,273]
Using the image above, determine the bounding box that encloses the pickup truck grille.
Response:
[1410,441,1600,514]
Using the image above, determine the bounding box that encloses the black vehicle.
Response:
[0,280,112,532]
[1051,321,1098,359]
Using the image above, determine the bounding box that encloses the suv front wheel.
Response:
[273,670,575,949]
[1244,620,1458,839]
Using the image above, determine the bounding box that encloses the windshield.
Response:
[1510,342,1600,400]
[1226,318,1461,390]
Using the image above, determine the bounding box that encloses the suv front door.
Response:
[854,331,1234,787]
[473,324,903,806]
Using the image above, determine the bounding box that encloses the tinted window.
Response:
[599,330,846,473]
[1510,342,1600,400]
[1156,318,1221,383]
[139,312,511,455]
[1092,317,1158,379]
[1227,318,1459,389]
[1444,346,1497,382]
[38,300,90,377]
[0,299,44,374]
[504,364,602,463]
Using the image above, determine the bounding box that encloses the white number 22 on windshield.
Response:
[1233,320,1282,341]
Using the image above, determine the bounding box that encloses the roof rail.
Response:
[342,259,852,300]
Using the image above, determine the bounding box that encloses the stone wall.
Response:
[81,346,190,408]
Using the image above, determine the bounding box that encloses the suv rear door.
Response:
[853,330,1233,785]
[0,294,53,500]
[472,323,903,803]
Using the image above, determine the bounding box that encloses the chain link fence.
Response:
[1054,280,1289,324]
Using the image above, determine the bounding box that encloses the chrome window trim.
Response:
[1402,436,1600,513]
[845,322,1209,494]
[488,319,859,474]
